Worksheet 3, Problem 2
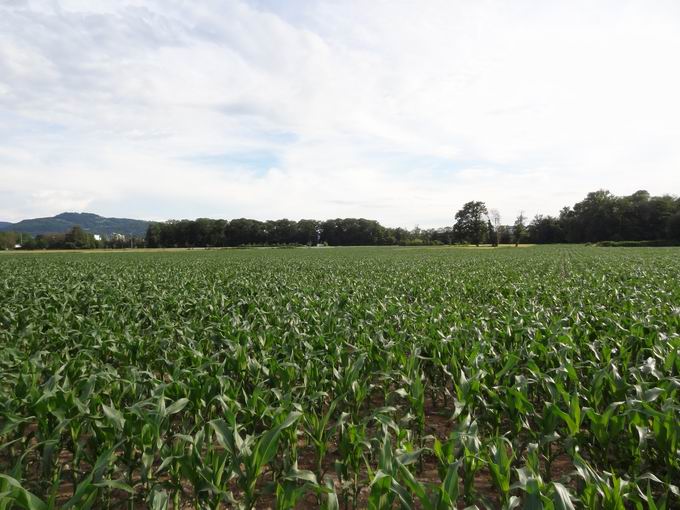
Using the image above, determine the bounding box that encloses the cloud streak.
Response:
[1,0,679,226]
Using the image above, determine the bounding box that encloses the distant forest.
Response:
[145,189,680,248]
[2,189,679,250]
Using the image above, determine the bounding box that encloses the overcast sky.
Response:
[1,0,679,227]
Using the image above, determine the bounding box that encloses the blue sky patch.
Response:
[182,150,280,175]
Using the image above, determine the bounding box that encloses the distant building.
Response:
[14,244,21,249]
[111,233,126,241]
[93,234,101,241]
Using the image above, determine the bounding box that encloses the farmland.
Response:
[1,246,679,509]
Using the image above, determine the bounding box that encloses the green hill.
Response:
[0,212,149,238]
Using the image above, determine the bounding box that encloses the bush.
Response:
[596,240,680,247]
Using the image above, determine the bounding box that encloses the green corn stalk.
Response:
[211,410,301,509]
[61,444,133,510]
[487,437,515,506]
[303,399,338,481]
[334,415,370,510]
[274,463,318,510]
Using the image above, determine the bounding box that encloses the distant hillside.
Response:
[0,212,149,237]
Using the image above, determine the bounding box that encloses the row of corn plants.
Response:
[1,246,679,508]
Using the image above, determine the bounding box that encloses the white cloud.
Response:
[0,0,679,226]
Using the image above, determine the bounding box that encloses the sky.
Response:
[1,0,679,227]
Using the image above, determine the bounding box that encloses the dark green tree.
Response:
[65,226,95,249]
[145,223,162,248]
[295,220,320,245]
[528,215,564,243]
[513,212,526,247]
[568,190,618,242]
[0,231,18,250]
[454,201,488,246]
[666,211,680,241]
[487,219,496,246]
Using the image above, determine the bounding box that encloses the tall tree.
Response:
[488,209,501,247]
[513,212,526,247]
[145,223,162,248]
[528,215,564,243]
[486,219,496,246]
[65,225,95,249]
[569,190,618,242]
[0,231,18,250]
[454,201,488,246]
[295,219,320,245]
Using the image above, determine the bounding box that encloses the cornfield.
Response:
[1,246,678,509]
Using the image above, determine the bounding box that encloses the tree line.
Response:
[144,217,455,248]
[2,188,679,250]
[0,227,143,250]
[447,189,680,245]
[530,189,680,243]
[143,189,680,248]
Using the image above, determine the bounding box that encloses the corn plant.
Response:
[1,246,679,508]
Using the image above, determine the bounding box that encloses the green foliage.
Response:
[454,200,489,245]
[0,232,19,251]
[596,240,680,247]
[513,213,527,246]
[667,211,680,241]
[1,245,679,508]
[0,212,149,238]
